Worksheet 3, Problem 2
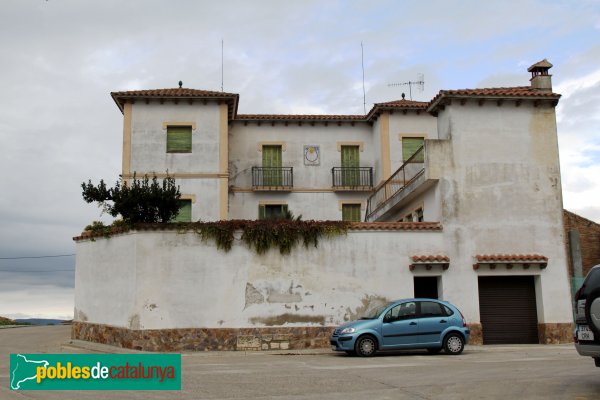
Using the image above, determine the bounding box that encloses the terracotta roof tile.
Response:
[111,88,238,98]
[373,99,429,109]
[411,255,450,263]
[475,254,548,263]
[110,88,239,115]
[236,114,365,122]
[348,222,442,231]
[427,86,561,113]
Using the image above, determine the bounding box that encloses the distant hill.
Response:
[0,316,19,325]
[14,318,65,326]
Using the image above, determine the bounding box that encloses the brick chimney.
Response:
[528,59,553,91]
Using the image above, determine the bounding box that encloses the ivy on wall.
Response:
[81,220,349,255]
[184,219,349,255]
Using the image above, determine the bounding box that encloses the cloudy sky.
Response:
[1,0,599,319]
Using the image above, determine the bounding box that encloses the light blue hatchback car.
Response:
[330,298,470,357]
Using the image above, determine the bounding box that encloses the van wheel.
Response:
[443,333,464,355]
[355,335,377,357]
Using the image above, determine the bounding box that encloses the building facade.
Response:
[72,60,574,349]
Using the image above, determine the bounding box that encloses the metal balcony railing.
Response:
[331,167,373,189]
[365,145,425,221]
[252,167,293,189]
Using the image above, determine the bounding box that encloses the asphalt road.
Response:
[1,325,599,399]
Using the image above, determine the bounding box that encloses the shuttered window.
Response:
[402,137,424,162]
[262,145,283,185]
[342,204,361,222]
[167,126,192,153]
[173,200,192,222]
[258,204,288,220]
[341,146,360,186]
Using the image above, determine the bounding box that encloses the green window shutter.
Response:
[258,204,266,220]
[402,137,424,162]
[342,204,361,222]
[167,126,192,153]
[262,145,282,167]
[341,146,360,186]
[282,204,288,218]
[341,146,359,168]
[173,200,192,222]
[262,145,282,185]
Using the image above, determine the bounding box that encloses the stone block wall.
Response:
[563,210,600,277]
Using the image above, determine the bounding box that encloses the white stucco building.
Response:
[73,60,574,350]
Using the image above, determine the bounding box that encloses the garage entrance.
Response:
[478,276,538,344]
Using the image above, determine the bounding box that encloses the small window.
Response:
[342,204,361,222]
[419,301,445,317]
[402,137,424,162]
[258,204,288,220]
[173,199,192,222]
[415,208,424,222]
[167,126,192,153]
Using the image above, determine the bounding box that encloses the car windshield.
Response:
[360,302,393,319]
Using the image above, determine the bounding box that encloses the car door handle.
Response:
[440,320,447,324]
[409,322,417,325]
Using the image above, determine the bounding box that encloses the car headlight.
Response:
[340,327,356,334]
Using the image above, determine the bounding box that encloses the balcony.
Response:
[365,145,437,221]
[331,167,373,191]
[252,167,293,191]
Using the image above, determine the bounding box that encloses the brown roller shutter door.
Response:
[478,276,539,344]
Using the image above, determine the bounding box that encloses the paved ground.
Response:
[1,325,599,399]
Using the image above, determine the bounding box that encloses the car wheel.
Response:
[594,358,600,368]
[427,347,442,354]
[355,335,377,357]
[585,288,600,337]
[443,333,464,355]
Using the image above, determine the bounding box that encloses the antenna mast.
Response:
[361,42,366,114]
[388,73,425,100]
[221,39,224,92]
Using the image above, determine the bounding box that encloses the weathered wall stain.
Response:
[343,295,388,321]
[128,314,140,330]
[250,313,325,326]
[245,283,265,308]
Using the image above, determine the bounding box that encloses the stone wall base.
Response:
[538,323,574,344]
[467,323,483,345]
[71,322,333,352]
[72,321,574,352]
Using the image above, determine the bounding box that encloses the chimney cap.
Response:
[528,59,553,72]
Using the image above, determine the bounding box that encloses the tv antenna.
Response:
[388,73,424,100]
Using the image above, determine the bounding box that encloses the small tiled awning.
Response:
[473,254,548,270]
[409,255,450,271]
